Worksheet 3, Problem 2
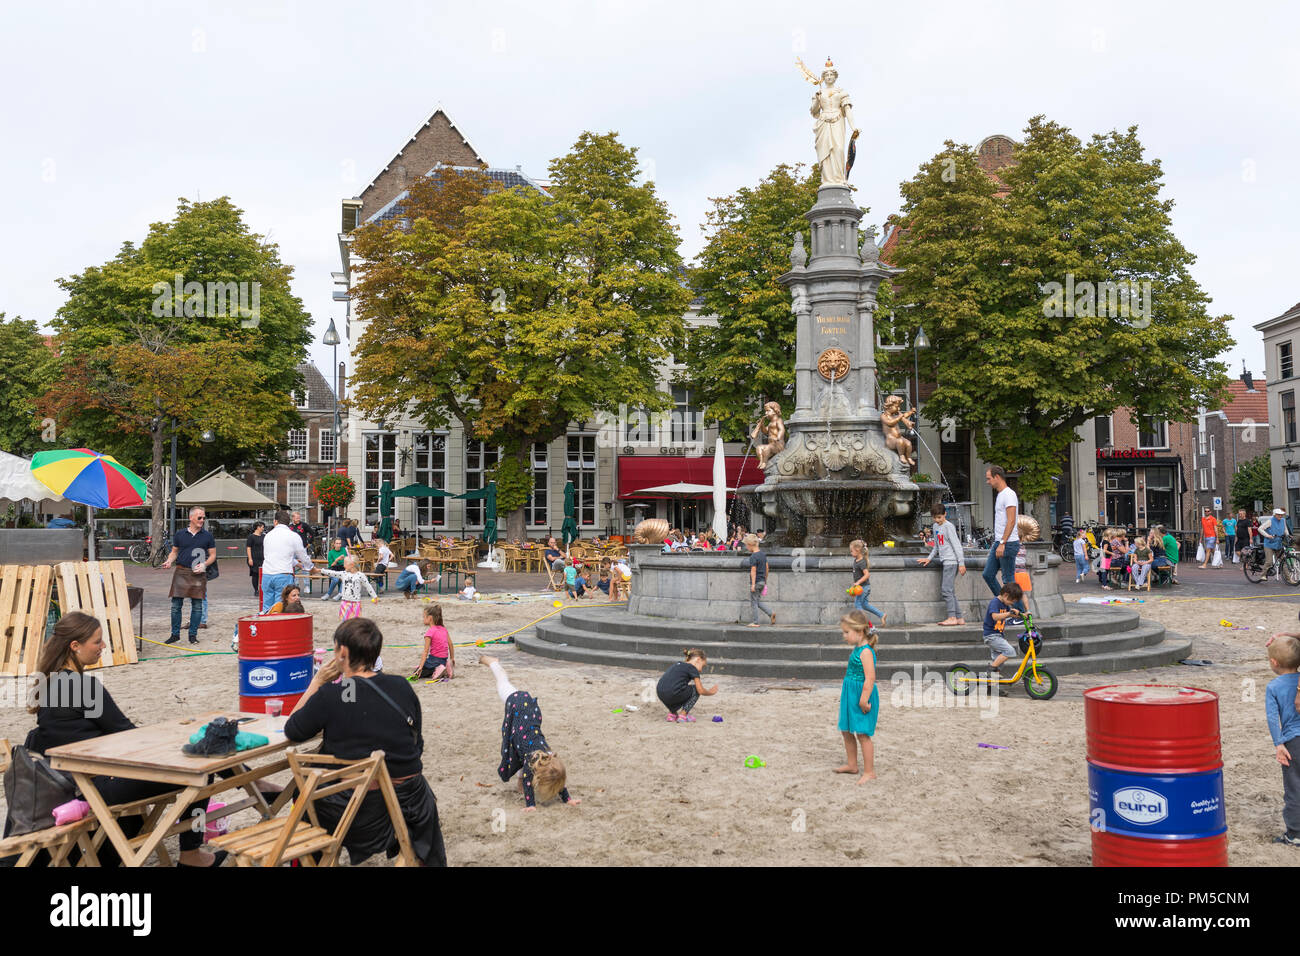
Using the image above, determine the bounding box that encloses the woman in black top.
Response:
[284,618,446,866]
[12,612,222,867]
[246,520,266,595]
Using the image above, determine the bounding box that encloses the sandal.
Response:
[678,714,697,723]
[665,713,677,722]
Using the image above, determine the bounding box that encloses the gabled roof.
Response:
[1255,301,1300,333]
[295,363,336,412]
[365,164,550,226]
[355,109,486,219]
[1219,375,1268,425]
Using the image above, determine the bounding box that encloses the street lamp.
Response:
[913,325,929,472]
[323,318,342,539]
[157,419,215,540]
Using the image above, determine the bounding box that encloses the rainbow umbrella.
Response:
[31,449,148,561]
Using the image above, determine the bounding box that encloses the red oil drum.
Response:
[237,613,313,714]
[1085,684,1227,867]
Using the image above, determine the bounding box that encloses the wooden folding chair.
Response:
[210,751,412,866]
[0,738,102,867]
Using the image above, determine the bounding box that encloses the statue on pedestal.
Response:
[796,56,859,186]
[751,402,787,471]
[880,395,917,468]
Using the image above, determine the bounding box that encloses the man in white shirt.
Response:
[982,466,1021,597]
[260,510,313,613]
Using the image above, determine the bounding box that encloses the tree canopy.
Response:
[1230,453,1272,513]
[0,314,57,457]
[679,163,823,440]
[884,116,1234,515]
[349,132,691,537]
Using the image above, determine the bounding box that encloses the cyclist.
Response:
[1260,508,1293,583]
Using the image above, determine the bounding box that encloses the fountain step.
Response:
[515,629,1194,679]
[554,604,1145,646]
[530,618,1168,664]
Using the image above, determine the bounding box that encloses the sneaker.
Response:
[1274,833,1300,847]
[165,634,180,645]
[189,637,199,645]
[333,594,342,601]
[181,716,239,757]
[678,713,697,723]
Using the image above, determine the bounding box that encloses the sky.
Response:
[2,0,1297,386]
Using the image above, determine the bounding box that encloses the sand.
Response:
[2,586,1296,866]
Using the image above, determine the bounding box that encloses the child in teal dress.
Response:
[834,610,878,783]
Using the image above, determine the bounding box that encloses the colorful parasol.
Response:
[30,448,148,509]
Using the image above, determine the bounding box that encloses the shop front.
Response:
[1095,448,1184,532]
[616,453,765,535]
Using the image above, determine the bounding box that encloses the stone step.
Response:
[555,604,1144,646]
[515,630,1195,679]
[532,618,1168,664]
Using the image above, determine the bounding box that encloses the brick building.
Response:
[237,362,346,526]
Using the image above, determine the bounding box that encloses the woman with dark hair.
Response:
[9,612,223,867]
[284,618,447,866]
[246,520,267,596]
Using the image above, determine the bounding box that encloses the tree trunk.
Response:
[1031,492,1052,531]
[505,441,529,542]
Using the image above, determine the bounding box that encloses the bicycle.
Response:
[128,535,173,567]
[1241,542,1300,586]
[944,611,1059,700]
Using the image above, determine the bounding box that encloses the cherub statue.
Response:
[751,401,787,470]
[880,395,917,468]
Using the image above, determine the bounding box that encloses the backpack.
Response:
[2,743,79,836]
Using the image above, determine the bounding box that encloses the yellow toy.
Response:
[945,612,1058,700]
[552,600,564,608]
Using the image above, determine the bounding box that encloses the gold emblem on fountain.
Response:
[816,347,850,381]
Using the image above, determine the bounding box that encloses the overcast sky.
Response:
[2,0,1296,388]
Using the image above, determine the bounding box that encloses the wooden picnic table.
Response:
[46,710,314,867]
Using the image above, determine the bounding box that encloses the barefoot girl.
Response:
[479,655,580,811]
[413,603,455,680]
[834,610,878,783]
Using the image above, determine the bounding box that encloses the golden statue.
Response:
[752,401,787,471]
[880,395,917,468]
[634,518,669,545]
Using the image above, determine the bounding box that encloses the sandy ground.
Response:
[2,581,1297,867]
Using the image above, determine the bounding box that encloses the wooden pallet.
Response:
[0,565,54,676]
[54,561,138,668]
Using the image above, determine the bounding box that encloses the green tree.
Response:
[1230,453,1272,513]
[41,198,312,541]
[885,117,1234,522]
[350,134,690,540]
[681,164,822,440]
[0,314,57,456]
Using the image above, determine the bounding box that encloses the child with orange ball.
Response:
[848,539,885,628]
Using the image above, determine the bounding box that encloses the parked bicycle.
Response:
[1240,542,1300,586]
[128,534,172,568]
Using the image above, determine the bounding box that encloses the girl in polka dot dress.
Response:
[479,655,581,811]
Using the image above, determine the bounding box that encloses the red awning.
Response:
[618,456,765,499]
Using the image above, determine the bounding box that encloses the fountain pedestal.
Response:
[741,184,928,547]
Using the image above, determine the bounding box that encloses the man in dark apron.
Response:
[162,507,217,645]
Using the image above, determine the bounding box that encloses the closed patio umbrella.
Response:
[561,480,579,548]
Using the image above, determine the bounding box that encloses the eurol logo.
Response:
[1113,787,1168,826]
[248,667,278,689]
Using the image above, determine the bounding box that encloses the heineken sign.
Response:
[1097,448,1157,460]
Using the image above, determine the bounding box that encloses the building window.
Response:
[287,480,308,517]
[413,432,447,528]
[671,386,699,444]
[567,434,597,527]
[1094,415,1111,448]
[319,429,335,464]
[294,389,309,409]
[464,441,500,527]
[1144,466,1175,529]
[527,443,548,527]
[256,480,278,522]
[288,429,308,462]
[363,432,397,525]
[1284,391,1297,445]
[1137,416,1166,449]
[1282,342,1294,380]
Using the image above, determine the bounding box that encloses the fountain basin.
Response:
[740,479,947,548]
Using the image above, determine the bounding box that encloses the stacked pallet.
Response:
[0,565,54,676]
[54,561,138,668]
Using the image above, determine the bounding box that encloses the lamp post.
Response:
[913,326,929,473]
[323,318,341,540]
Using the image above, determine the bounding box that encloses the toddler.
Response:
[1072,529,1090,583]
[479,655,580,811]
[1265,634,1300,846]
[413,603,455,680]
[834,610,878,783]
[459,573,478,601]
[563,559,585,600]
[656,649,718,722]
[320,554,377,620]
[982,581,1026,679]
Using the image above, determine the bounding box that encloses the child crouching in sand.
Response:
[656,649,718,722]
[835,610,878,783]
[479,655,580,811]
[413,603,455,680]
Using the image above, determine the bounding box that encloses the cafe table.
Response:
[45,710,313,867]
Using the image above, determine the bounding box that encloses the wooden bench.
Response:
[0,738,102,866]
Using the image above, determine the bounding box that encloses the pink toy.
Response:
[52,799,90,825]
[204,800,229,841]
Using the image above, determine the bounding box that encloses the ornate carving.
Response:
[880,394,917,468]
[634,518,669,545]
[860,224,880,264]
[816,347,850,382]
[751,401,787,471]
[790,231,807,269]
[850,442,892,477]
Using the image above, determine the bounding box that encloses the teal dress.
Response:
[838,643,879,736]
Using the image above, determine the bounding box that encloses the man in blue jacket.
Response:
[1259,507,1293,582]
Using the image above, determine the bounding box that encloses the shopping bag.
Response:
[1211,547,1224,568]
[1195,543,1205,563]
